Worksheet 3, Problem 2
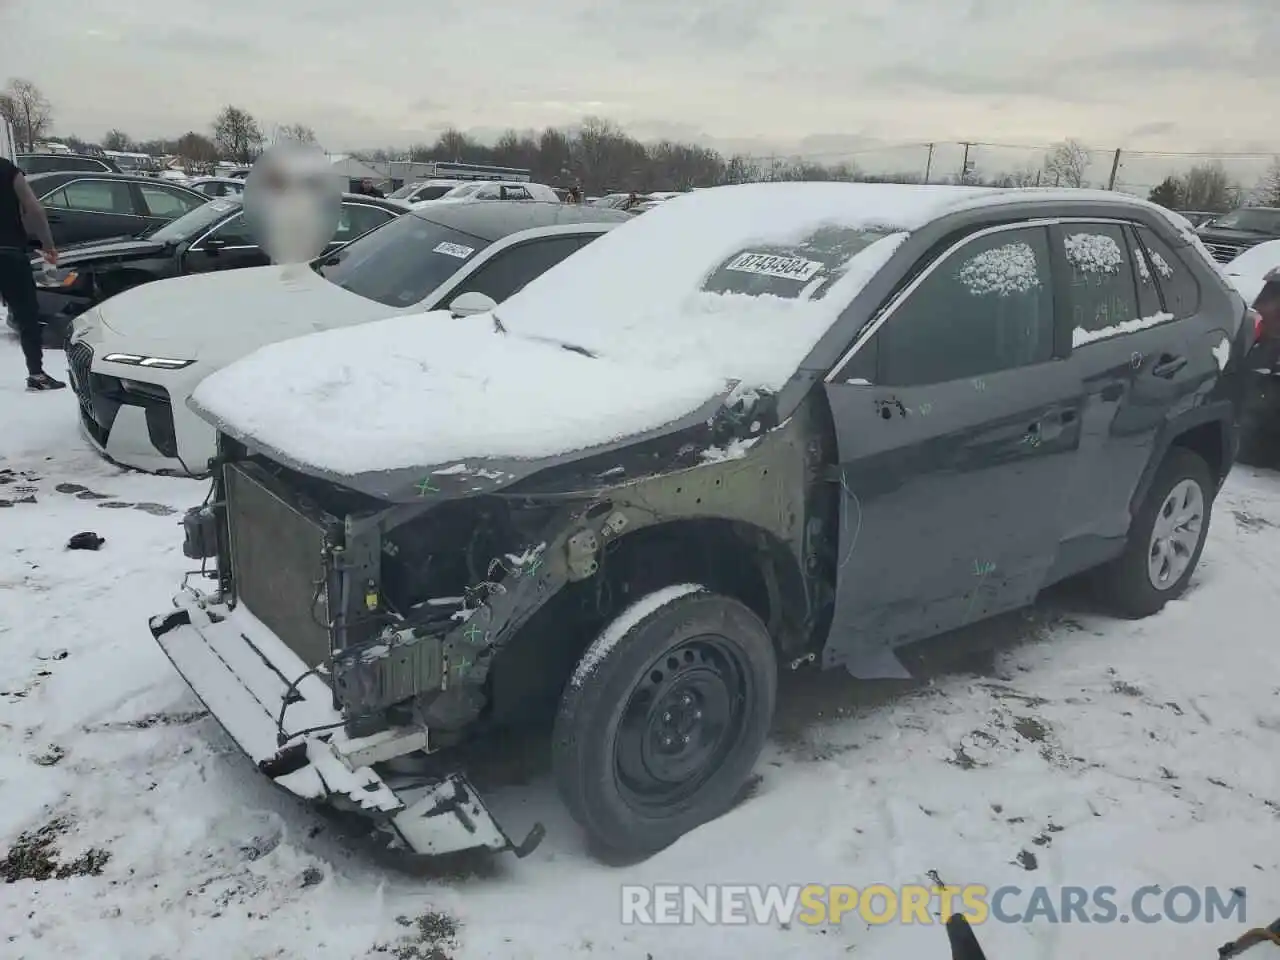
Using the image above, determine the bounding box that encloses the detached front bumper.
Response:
[149,586,543,858]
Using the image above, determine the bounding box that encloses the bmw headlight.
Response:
[102,353,194,370]
[35,266,80,289]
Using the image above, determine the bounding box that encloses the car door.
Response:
[184,210,269,273]
[137,182,207,232]
[821,223,1084,677]
[40,178,150,244]
[1046,221,1204,558]
[433,233,599,307]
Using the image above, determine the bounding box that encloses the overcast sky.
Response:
[2,0,1277,187]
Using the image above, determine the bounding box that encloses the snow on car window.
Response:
[956,241,1041,296]
[702,225,894,301]
[1149,250,1174,279]
[1134,248,1154,285]
[1065,232,1123,277]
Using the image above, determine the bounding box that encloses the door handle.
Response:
[1151,355,1187,378]
[45,213,61,222]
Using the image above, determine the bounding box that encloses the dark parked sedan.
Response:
[17,153,122,174]
[24,171,208,247]
[9,193,408,345]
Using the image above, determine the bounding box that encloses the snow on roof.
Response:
[494,182,991,389]
[189,312,728,477]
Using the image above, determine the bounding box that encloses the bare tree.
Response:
[277,122,317,145]
[1180,162,1238,212]
[1254,158,1280,208]
[176,131,219,172]
[102,128,133,151]
[212,105,264,162]
[1042,139,1091,188]
[1,78,52,151]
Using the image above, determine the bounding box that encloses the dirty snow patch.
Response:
[700,437,761,463]
[569,583,706,688]
[1072,312,1173,347]
[1065,233,1123,275]
[956,241,1040,296]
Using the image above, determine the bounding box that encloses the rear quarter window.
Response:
[1135,226,1202,319]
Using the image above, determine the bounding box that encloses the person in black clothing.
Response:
[0,156,63,390]
[359,178,385,198]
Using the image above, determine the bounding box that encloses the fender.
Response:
[1128,400,1237,516]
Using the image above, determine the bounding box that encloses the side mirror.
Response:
[449,291,498,318]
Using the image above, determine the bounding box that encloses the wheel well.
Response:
[1170,420,1225,484]
[484,518,811,729]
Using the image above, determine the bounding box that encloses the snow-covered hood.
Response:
[188,310,733,496]
[95,263,402,363]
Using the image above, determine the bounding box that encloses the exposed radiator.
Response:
[224,462,333,668]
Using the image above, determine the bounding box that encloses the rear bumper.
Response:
[149,586,543,858]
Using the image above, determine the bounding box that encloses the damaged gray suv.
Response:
[151,182,1249,862]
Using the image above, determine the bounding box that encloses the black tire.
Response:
[1098,447,1214,618]
[552,585,777,860]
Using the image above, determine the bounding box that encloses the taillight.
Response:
[1249,308,1263,343]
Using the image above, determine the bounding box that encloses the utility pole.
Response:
[960,142,972,183]
[1107,148,1122,191]
[924,142,934,184]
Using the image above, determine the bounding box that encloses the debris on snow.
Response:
[700,437,760,462]
[0,816,110,883]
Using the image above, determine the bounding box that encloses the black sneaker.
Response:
[26,372,66,391]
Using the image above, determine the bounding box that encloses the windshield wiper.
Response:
[560,342,595,358]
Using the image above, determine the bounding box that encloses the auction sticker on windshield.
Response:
[434,241,475,259]
[725,252,824,281]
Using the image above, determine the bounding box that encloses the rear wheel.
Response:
[1098,448,1213,617]
[552,585,776,860]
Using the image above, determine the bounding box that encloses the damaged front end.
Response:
[151,384,801,859]
[151,450,568,858]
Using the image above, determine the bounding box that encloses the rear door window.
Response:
[1134,226,1202,319]
[1059,224,1146,347]
[448,235,596,302]
[334,203,396,242]
[140,183,206,218]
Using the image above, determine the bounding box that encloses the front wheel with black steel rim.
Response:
[1098,447,1213,618]
[552,584,777,860]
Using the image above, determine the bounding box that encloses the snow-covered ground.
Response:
[2,334,1280,960]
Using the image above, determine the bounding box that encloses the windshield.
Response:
[1207,208,1280,234]
[442,183,484,199]
[702,226,894,300]
[387,183,421,199]
[146,198,240,243]
[315,211,492,307]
